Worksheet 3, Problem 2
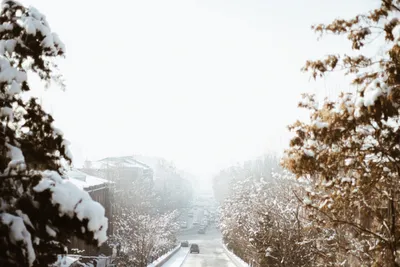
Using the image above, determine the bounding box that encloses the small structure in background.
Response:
[81,156,155,210]
[85,156,154,185]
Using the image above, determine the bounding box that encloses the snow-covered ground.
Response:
[161,247,189,267]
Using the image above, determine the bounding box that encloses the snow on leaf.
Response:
[1,213,36,266]
[40,34,54,48]
[4,39,16,53]
[8,80,21,95]
[344,158,354,166]
[392,23,400,40]
[15,210,34,229]
[0,106,13,118]
[303,197,312,205]
[304,149,315,157]
[5,143,25,170]
[314,117,329,129]
[363,79,386,106]
[33,171,108,245]
[319,199,329,209]
[46,225,56,237]
[61,139,73,160]
[341,177,352,184]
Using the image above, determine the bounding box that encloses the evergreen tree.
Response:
[0,1,108,266]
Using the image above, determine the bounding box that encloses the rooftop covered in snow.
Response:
[92,156,151,170]
[67,169,110,191]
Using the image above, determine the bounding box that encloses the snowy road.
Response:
[180,239,237,267]
[163,223,238,267]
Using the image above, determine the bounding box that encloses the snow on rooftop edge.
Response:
[67,169,109,190]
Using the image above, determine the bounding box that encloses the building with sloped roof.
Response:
[84,156,153,185]
[67,169,110,191]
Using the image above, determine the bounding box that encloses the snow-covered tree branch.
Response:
[216,157,321,267]
[283,1,400,265]
[0,1,108,266]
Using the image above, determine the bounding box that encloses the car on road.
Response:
[181,241,189,247]
[190,243,200,253]
[197,228,206,234]
[180,221,188,228]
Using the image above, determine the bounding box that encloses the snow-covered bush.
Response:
[113,211,178,267]
[0,1,108,266]
[217,160,319,266]
[98,167,179,267]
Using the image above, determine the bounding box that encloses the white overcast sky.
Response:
[22,0,378,178]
